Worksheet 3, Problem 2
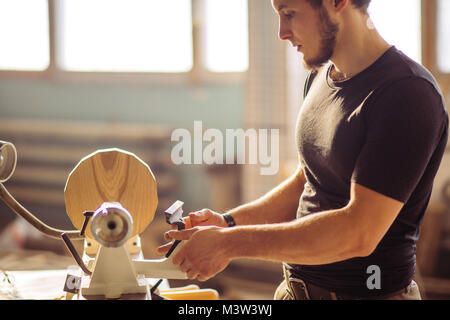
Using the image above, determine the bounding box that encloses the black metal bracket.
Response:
[80,211,94,236]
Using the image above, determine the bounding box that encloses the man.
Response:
[158,0,448,300]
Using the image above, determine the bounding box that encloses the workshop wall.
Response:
[0,80,243,130]
[0,79,244,227]
[1,0,449,300]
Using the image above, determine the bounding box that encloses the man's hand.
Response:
[187,209,228,228]
[157,226,231,281]
[168,208,228,231]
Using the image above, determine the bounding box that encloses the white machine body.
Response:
[74,202,187,299]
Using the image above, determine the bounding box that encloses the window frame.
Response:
[0,0,247,84]
[422,0,450,83]
[422,0,450,151]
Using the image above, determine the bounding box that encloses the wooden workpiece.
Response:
[64,148,158,239]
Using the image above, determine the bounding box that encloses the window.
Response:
[0,0,49,71]
[204,0,249,72]
[58,0,193,73]
[368,0,422,63]
[0,0,249,77]
[437,0,450,73]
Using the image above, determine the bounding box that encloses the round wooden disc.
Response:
[64,148,158,239]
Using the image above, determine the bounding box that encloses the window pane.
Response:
[368,0,422,63]
[58,0,193,73]
[0,0,49,71]
[437,0,450,73]
[204,0,249,72]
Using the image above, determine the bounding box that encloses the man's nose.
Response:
[278,20,292,41]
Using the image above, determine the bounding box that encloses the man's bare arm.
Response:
[223,183,404,265]
[163,182,405,281]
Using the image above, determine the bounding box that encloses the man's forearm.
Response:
[222,205,368,266]
[226,166,305,226]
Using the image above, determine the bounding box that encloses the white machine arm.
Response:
[133,244,187,279]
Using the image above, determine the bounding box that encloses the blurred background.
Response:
[0,0,449,299]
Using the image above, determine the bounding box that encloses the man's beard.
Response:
[303,7,339,70]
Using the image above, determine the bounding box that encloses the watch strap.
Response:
[222,213,236,227]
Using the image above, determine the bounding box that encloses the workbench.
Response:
[0,248,168,300]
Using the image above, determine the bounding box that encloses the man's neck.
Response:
[330,14,391,81]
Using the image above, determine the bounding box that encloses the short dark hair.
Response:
[306,0,371,13]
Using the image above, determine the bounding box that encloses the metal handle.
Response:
[164,200,185,258]
[0,141,17,183]
[0,183,84,240]
[61,233,92,275]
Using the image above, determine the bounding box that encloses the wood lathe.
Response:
[0,141,218,300]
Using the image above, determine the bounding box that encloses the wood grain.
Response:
[64,149,158,239]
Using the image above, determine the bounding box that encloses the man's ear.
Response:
[333,0,349,13]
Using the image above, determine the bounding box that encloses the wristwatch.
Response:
[222,213,236,227]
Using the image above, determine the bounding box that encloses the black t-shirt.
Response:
[287,46,449,296]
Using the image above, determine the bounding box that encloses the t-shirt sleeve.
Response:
[351,77,448,203]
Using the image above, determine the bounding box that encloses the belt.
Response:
[282,263,410,300]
